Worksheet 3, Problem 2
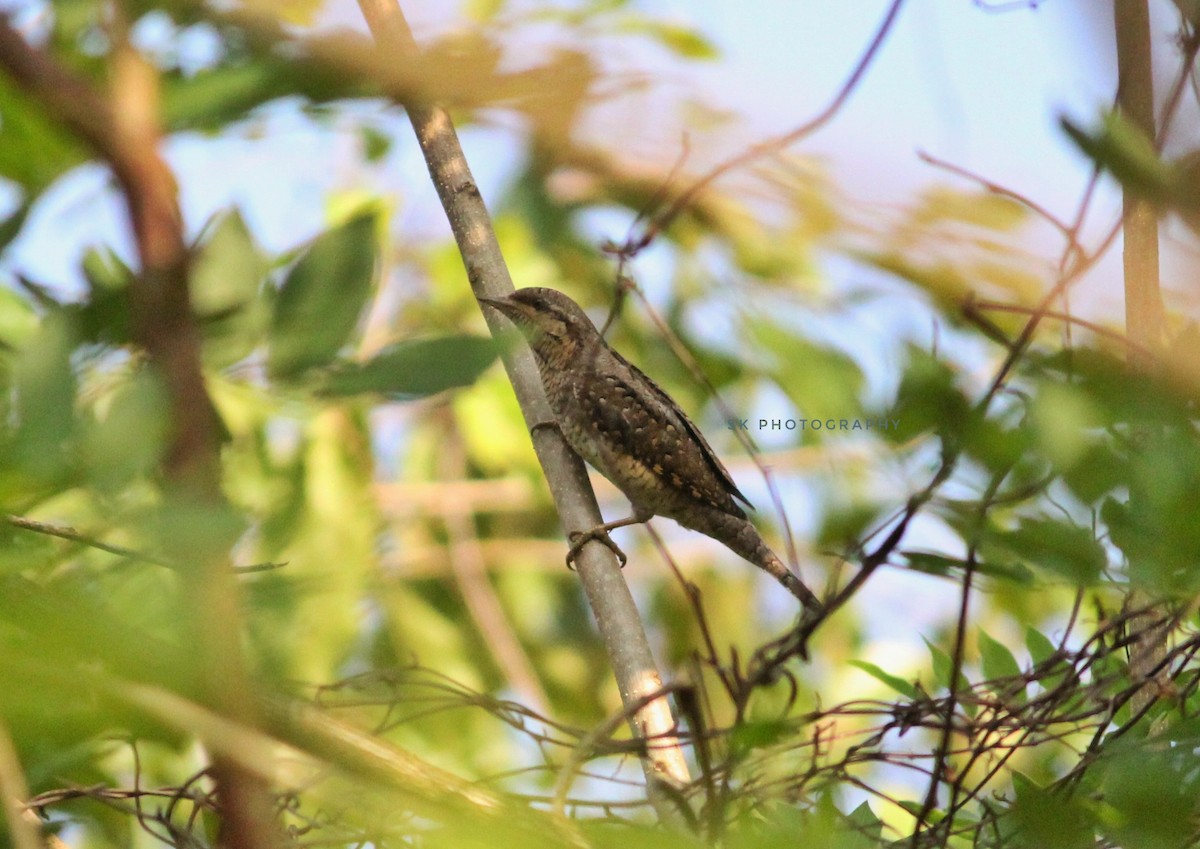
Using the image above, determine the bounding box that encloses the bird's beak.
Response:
[478,295,530,322]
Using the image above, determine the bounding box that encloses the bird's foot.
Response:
[566,527,628,569]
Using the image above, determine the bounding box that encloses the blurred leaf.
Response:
[978,629,1023,702]
[13,312,77,482]
[0,199,32,257]
[1062,112,1176,206]
[1024,627,1056,665]
[911,187,1027,232]
[963,411,1035,475]
[0,73,87,191]
[1100,743,1200,849]
[729,719,790,758]
[926,636,951,691]
[76,246,134,344]
[903,550,963,577]
[83,370,170,492]
[192,209,271,367]
[242,0,324,26]
[747,317,862,425]
[923,637,970,706]
[887,347,971,444]
[163,59,363,132]
[319,335,500,400]
[1102,474,1200,596]
[867,252,973,309]
[0,285,39,352]
[848,660,918,698]
[465,0,506,20]
[986,518,1104,585]
[1005,772,1094,849]
[360,125,392,162]
[1025,626,1071,697]
[192,210,268,317]
[817,502,879,549]
[0,573,193,696]
[615,18,719,59]
[1033,348,1193,428]
[268,211,379,379]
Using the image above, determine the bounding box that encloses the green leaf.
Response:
[191,210,271,368]
[728,719,790,757]
[0,73,87,192]
[990,518,1105,585]
[1062,112,1176,206]
[268,211,379,379]
[1006,771,1094,849]
[747,318,863,426]
[924,637,954,691]
[13,313,78,483]
[924,637,972,714]
[903,550,963,577]
[0,285,39,351]
[76,247,134,345]
[162,56,363,132]
[616,18,720,60]
[1025,626,1071,697]
[1024,627,1057,665]
[1101,745,1200,849]
[192,211,267,317]
[83,372,170,493]
[848,660,918,698]
[360,126,392,162]
[978,629,1023,702]
[0,200,32,257]
[887,347,971,444]
[319,335,499,400]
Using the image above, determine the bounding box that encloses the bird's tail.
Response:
[687,511,823,613]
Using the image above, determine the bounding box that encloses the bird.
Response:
[479,287,822,613]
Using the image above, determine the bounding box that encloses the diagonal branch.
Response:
[352,0,693,824]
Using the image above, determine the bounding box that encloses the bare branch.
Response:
[351,0,693,822]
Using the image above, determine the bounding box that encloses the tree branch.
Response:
[351,0,693,823]
[1114,0,1170,719]
[0,18,274,849]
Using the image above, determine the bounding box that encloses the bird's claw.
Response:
[566,527,628,569]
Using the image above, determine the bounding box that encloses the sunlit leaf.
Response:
[977,629,1023,702]
[268,211,379,379]
[1024,627,1056,665]
[848,660,918,698]
[0,285,39,351]
[615,18,719,59]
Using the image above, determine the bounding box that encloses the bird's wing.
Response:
[581,350,753,516]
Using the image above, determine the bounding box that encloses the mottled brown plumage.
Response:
[481,287,821,612]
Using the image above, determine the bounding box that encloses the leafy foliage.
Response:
[1,2,1199,848]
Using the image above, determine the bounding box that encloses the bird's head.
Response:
[479,288,601,366]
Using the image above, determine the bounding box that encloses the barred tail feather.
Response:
[678,510,822,613]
